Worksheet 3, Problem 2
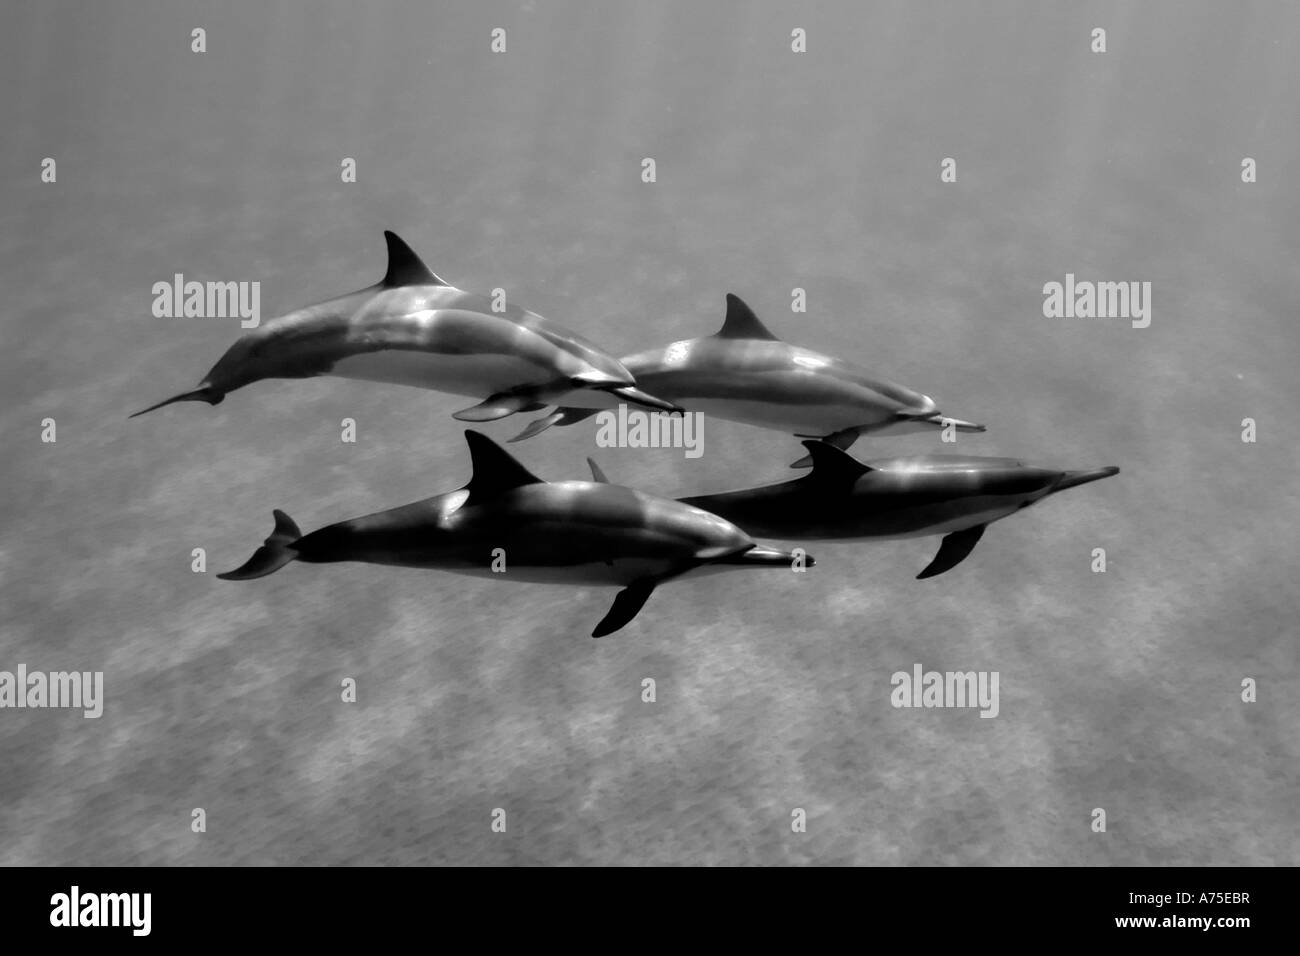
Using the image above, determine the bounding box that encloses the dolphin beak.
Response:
[1052,466,1120,492]
[606,385,685,415]
[720,545,815,568]
[917,413,986,432]
[129,385,223,418]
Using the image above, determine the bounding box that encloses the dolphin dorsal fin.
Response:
[382,231,447,287]
[586,458,610,483]
[801,439,872,486]
[463,430,543,501]
[714,294,779,340]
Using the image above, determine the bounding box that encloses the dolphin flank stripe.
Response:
[331,305,569,379]
[627,367,912,407]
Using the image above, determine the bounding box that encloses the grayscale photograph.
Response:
[0,0,1294,893]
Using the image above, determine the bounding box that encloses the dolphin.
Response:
[509,293,985,464]
[217,430,811,637]
[657,440,1118,578]
[130,231,680,422]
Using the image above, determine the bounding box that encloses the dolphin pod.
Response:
[131,232,680,421]
[508,293,986,464]
[133,230,1118,636]
[219,430,809,637]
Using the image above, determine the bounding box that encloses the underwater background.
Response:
[0,0,1296,864]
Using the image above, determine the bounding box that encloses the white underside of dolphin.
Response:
[508,293,985,464]
[130,231,680,421]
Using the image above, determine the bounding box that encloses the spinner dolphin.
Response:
[510,293,984,464]
[655,440,1118,578]
[131,232,679,422]
[219,431,811,637]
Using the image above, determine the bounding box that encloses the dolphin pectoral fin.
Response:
[592,580,657,638]
[586,458,610,483]
[509,407,602,442]
[508,409,565,442]
[452,393,537,422]
[555,408,601,427]
[129,386,223,418]
[217,510,302,581]
[916,524,986,579]
[789,427,860,468]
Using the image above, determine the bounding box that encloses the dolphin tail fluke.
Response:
[592,580,657,638]
[1052,466,1120,493]
[129,385,223,418]
[917,524,986,579]
[217,510,302,581]
[789,427,859,468]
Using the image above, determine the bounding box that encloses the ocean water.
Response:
[0,0,1296,865]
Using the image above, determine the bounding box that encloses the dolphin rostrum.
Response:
[509,293,985,463]
[667,440,1119,579]
[218,430,811,637]
[131,231,680,422]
